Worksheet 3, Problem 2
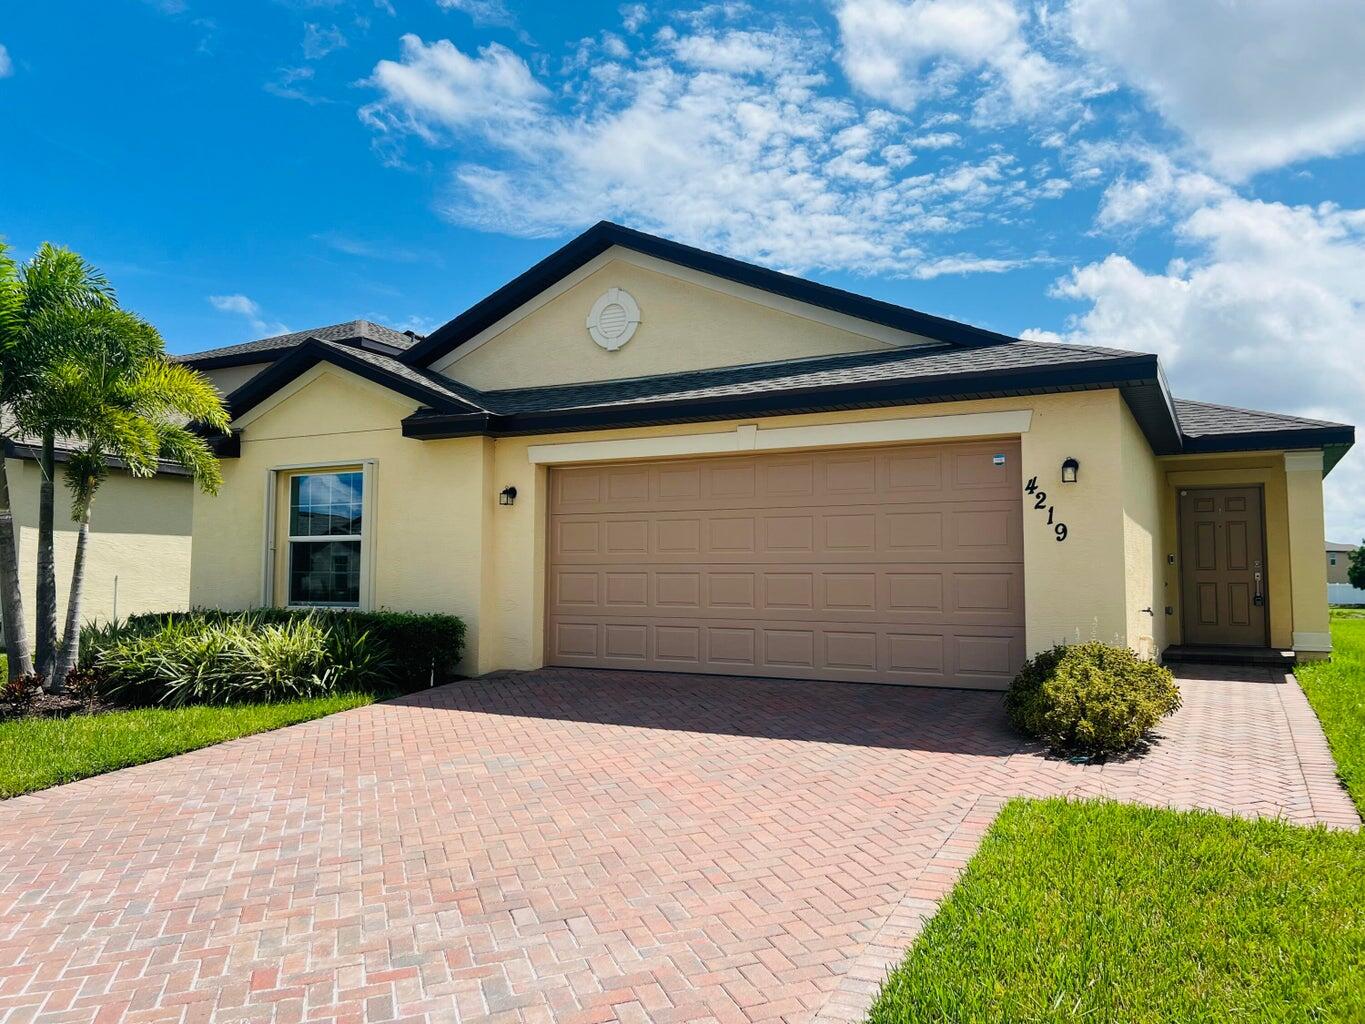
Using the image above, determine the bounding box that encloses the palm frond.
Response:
[62,450,108,519]
[155,424,223,495]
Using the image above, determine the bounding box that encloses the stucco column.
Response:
[1284,450,1331,655]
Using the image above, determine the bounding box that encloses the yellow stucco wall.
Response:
[8,458,192,639]
[1120,403,1168,658]
[440,256,925,390]
[203,361,273,398]
[190,361,1339,679]
[190,367,494,672]
[480,389,1137,672]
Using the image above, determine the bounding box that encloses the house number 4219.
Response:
[1024,476,1069,542]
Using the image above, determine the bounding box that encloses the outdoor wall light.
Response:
[499,485,518,506]
[1061,457,1080,484]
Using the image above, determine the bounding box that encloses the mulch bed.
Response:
[0,691,111,722]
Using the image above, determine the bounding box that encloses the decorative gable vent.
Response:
[587,288,641,351]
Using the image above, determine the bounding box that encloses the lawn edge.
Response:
[0,693,380,802]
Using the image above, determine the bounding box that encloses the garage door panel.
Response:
[546,441,1024,688]
[548,564,1021,624]
[552,504,1021,563]
[550,443,1018,515]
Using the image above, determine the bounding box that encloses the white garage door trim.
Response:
[527,409,1032,466]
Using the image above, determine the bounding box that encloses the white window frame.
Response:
[262,459,377,609]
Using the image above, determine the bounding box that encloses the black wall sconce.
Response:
[1061,457,1079,483]
[499,485,518,506]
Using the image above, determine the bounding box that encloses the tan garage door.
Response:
[545,440,1025,688]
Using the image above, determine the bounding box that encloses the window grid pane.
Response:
[289,471,363,538]
[288,540,361,606]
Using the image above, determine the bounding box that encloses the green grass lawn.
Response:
[867,799,1365,1024]
[0,693,375,799]
[1297,611,1365,814]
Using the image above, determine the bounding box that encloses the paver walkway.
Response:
[0,666,1354,1024]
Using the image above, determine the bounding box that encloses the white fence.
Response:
[1328,583,1365,605]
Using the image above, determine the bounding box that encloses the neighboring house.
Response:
[178,222,1354,686]
[0,436,193,641]
[1325,541,1357,585]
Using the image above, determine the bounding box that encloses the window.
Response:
[287,471,364,606]
[1330,555,1338,565]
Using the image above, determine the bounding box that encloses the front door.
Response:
[1178,486,1269,647]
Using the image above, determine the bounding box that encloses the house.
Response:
[1325,542,1357,585]
[1,436,194,641]
[178,223,1354,687]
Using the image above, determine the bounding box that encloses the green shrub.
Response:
[1005,641,1181,756]
[81,607,465,708]
[83,607,465,684]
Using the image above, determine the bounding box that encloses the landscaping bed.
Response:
[867,798,1365,1024]
[0,608,466,798]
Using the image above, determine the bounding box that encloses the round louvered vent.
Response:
[586,289,641,350]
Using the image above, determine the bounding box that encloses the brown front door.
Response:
[1179,486,1268,647]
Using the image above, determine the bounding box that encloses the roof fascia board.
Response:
[404,222,1024,367]
[1182,426,1354,455]
[427,246,935,374]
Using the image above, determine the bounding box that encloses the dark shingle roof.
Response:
[1174,398,1349,438]
[309,340,488,411]
[478,340,1144,415]
[177,320,420,368]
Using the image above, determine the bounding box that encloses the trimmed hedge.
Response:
[1005,641,1180,757]
[80,608,465,707]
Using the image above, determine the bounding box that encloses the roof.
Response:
[3,431,192,477]
[401,221,1023,367]
[1174,398,1354,470]
[177,320,421,370]
[191,223,1353,469]
[223,337,483,424]
[1327,541,1358,552]
[401,340,1192,452]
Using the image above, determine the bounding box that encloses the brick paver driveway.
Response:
[0,666,1354,1024]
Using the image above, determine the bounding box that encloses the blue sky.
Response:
[2,0,1364,539]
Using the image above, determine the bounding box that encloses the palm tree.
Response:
[0,244,33,679]
[9,245,114,683]
[29,306,228,688]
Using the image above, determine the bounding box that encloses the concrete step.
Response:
[1162,645,1297,668]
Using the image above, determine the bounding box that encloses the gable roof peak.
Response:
[401,221,1027,368]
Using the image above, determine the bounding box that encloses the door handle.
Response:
[1254,571,1264,606]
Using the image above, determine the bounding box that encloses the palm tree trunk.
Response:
[52,499,92,688]
[35,430,57,689]
[0,452,32,680]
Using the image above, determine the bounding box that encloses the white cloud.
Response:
[912,254,1029,279]
[437,0,515,28]
[302,23,347,61]
[620,4,648,33]
[0,44,11,79]
[359,23,1065,276]
[1027,196,1365,540]
[834,0,1089,122]
[361,35,548,141]
[208,294,288,336]
[1066,0,1365,177]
